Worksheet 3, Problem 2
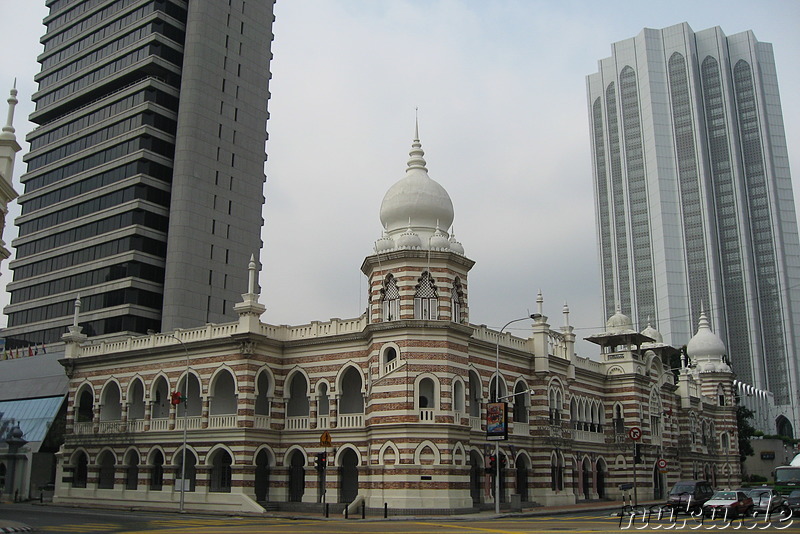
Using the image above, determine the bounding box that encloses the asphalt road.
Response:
[0,503,797,533]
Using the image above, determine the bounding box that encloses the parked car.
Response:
[786,490,800,512]
[748,487,788,515]
[703,490,753,518]
[667,480,715,513]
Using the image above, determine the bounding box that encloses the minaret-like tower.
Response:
[361,123,474,324]
[0,85,20,266]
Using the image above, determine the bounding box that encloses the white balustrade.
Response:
[127,419,145,432]
[384,359,400,374]
[150,418,169,431]
[338,414,364,428]
[253,415,271,429]
[419,408,435,422]
[317,415,329,429]
[73,422,93,435]
[573,429,605,443]
[512,422,530,436]
[175,416,203,430]
[208,414,237,428]
[98,421,122,433]
[286,416,309,430]
[469,416,482,431]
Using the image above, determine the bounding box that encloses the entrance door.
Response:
[516,457,529,502]
[652,464,665,500]
[288,451,305,502]
[255,449,270,502]
[338,449,359,504]
[582,458,591,500]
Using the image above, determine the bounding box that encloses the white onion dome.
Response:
[375,229,395,253]
[379,128,454,246]
[687,310,727,362]
[448,231,464,255]
[641,322,663,344]
[429,223,450,250]
[395,222,422,249]
[606,308,635,334]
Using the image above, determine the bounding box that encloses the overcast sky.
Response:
[1,1,799,357]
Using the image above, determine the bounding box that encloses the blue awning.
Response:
[0,395,65,445]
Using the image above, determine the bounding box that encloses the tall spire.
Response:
[406,110,427,172]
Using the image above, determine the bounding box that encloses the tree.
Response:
[736,404,756,464]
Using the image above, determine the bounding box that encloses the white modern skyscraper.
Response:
[587,23,800,435]
[2,1,274,348]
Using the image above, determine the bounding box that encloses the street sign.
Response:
[657,458,667,472]
[320,430,332,447]
[628,426,642,441]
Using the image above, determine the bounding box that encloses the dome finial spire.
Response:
[407,111,427,172]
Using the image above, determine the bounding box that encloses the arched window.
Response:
[286,373,310,417]
[613,403,624,433]
[100,382,122,421]
[570,398,578,429]
[468,370,481,418]
[128,379,145,421]
[317,382,330,417]
[97,450,116,489]
[255,370,271,416]
[73,451,88,488]
[414,271,438,320]
[125,450,139,490]
[175,449,197,492]
[76,387,94,423]
[210,370,237,415]
[649,389,662,438]
[339,367,364,414]
[381,274,399,321]
[720,432,730,451]
[513,381,528,424]
[418,377,436,421]
[717,384,726,406]
[451,277,464,323]
[149,450,164,490]
[382,344,398,374]
[177,373,202,417]
[453,379,465,415]
[209,449,233,493]
[151,376,170,419]
[488,375,507,404]
[550,452,564,491]
[548,387,562,425]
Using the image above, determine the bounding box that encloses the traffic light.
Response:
[315,452,327,471]
[488,455,496,474]
[500,455,507,468]
[633,443,642,464]
[170,391,183,405]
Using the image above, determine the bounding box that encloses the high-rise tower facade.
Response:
[587,23,800,429]
[2,0,274,346]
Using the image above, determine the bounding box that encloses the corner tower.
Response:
[361,125,474,324]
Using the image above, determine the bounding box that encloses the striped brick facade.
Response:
[52,245,740,514]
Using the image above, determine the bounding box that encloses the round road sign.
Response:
[657,458,667,470]
[628,427,642,441]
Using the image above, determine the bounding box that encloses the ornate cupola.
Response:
[361,122,474,324]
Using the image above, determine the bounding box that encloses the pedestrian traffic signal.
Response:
[316,452,327,471]
[170,391,183,405]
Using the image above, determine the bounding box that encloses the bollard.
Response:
[345,504,349,519]
[325,503,329,518]
[384,502,388,518]
[362,500,365,519]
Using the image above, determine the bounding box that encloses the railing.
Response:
[384,358,400,374]
[419,409,435,422]
[469,416,482,431]
[286,416,309,430]
[338,413,364,428]
[175,416,203,430]
[150,418,169,431]
[208,414,237,428]
[453,412,463,424]
[513,422,530,436]
[98,420,123,433]
[127,419,145,432]
[573,429,605,443]
[73,421,93,435]
[471,325,530,353]
[253,415,270,429]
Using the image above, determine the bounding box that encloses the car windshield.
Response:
[712,491,736,500]
[789,491,800,497]
[670,484,695,494]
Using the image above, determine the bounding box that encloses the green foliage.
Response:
[737,404,756,464]
[761,434,800,446]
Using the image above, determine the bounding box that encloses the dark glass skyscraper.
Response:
[3,0,274,346]
[587,23,800,427]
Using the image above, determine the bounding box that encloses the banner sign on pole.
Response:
[486,402,508,441]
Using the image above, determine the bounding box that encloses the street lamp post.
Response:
[168,334,190,513]
[493,314,538,515]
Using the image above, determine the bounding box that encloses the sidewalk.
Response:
[0,498,653,531]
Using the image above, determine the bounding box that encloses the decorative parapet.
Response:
[471,324,532,353]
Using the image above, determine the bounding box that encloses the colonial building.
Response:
[52,133,740,513]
